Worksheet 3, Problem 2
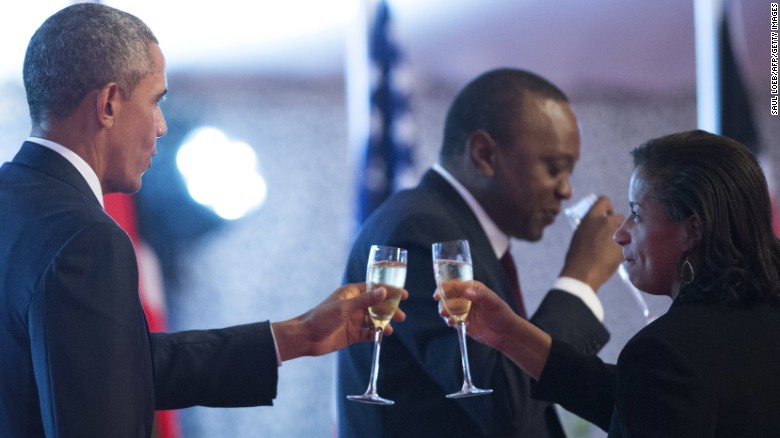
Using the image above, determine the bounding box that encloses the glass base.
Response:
[446,386,493,399]
[347,393,395,405]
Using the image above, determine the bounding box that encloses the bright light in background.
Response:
[176,127,267,220]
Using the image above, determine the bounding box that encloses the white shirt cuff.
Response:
[269,325,282,367]
[552,277,604,322]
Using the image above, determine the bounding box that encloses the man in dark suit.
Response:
[337,68,624,437]
[0,4,405,437]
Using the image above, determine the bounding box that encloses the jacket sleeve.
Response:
[151,321,279,409]
[530,289,610,356]
[529,292,613,430]
[533,338,616,431]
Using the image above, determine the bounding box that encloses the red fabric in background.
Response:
[104,193,180,438]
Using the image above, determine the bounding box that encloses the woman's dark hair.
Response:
[632,130,780,305]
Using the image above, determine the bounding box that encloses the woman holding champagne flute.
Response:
[437,131,780,437]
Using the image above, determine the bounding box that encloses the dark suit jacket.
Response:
[0,142,280,437]
[536,295,780,437]
[337,170,609,437]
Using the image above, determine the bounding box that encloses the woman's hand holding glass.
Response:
[434,280,514,352]
[432,239,493,398]
[434,280,552,381]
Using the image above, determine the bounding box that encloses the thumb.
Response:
[466,282,495,308]
[464,281,485,301]
[351,286,387,309]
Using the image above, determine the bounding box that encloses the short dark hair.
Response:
[632,130,780,305]
[23,3,158,125]
[439,68,569,164]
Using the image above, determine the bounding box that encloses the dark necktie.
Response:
[500,250,526,318]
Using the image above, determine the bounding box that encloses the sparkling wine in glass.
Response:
[432,239,493,398]
[347,245,407,405]
[564,193,654,324]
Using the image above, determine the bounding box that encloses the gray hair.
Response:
[23,3,159,125]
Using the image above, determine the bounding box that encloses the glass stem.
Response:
[618,264,653,324]
[455,321,474,388]
[365,327,384,395]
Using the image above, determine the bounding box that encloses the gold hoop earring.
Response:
[680,257,695,284]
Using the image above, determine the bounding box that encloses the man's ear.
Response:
[95,83,120,128]
[467,129,498,177]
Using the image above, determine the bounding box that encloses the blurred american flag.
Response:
[357,0,416,224]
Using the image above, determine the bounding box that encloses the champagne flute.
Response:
[432,239,493,398]
[347,245,407,405]
[564,193,654,324]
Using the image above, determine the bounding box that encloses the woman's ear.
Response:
[682,215,702,252]
[467,129,498,177]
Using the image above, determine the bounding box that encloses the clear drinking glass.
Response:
[563,194,654,324]
[347,245,408,405]
[432,239,493,398]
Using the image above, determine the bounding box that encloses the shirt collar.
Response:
[27,137,104,208]
[432,163,510,258]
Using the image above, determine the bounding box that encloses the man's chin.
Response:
[513,226,545,242]
[103,179,142,196]
[525,231,544,242]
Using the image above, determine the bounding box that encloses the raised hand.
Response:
[434,280,551,380]
[560,195,624,291]
[274,283,408,361]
